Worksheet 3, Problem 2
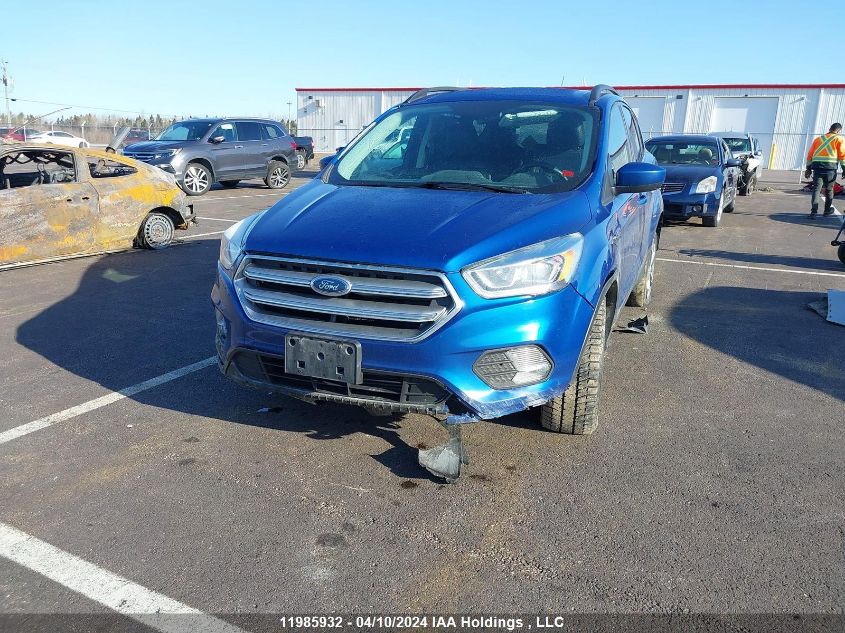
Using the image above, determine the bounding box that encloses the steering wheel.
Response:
[520,161,567,180]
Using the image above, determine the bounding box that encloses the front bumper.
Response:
[211,264,596,421]
[661,189,720,218]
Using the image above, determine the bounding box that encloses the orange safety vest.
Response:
[806,132,845,168]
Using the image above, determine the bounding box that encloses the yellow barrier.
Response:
[768,143,777,170]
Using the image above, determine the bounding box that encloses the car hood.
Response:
[245,181,594,272]
[660,164,721,183]
[123,141,188,152]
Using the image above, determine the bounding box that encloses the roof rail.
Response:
[402,86,464,105]
[587,84,619,106]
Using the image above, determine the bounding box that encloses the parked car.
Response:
[212,86,665,481]
[123,118,297,196]
[27,130,90,148]
[0,127,43,142]
[293,136,313,169]
[645,134,741,228]
[0,144,195,267]
[123,128,151,145]
[712,131,763,195]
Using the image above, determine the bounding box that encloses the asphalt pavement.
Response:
[1,170,844,631]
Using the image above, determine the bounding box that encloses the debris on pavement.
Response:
[616,315,649,334]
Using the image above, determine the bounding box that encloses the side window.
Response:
[622,106,643,160]
[264,124,279,140]
[88,157,137,178]
[237,121,263,142]
[1,149,77,189]
[212,123,237,142]
[607,105,630,176]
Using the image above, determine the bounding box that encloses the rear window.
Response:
[237,122,263,142]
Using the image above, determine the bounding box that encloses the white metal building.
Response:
[296,84,845,170]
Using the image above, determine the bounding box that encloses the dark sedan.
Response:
[645,134,741,227]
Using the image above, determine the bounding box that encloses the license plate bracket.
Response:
[284,334,362,385]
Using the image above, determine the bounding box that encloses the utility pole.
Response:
[1,60,11,127]
[286,100,292,128]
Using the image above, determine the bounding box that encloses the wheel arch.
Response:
[147,206,186,230]
[186,157,215,180]
[269,155,290,165]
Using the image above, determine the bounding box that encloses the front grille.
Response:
[234,256,459,342]
[233,350,450,408]
[123,152,155,163]
[661,182,685,193]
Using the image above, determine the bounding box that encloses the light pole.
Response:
[286,100,292,129]
[1,60,11,127]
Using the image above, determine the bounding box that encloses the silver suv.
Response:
[123,118,296,196]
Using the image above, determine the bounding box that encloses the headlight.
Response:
[219,211,265,270]
[153,149,181,160]
[695,176,718,194]
[462,234,583,299]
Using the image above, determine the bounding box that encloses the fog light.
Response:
[473,345,552,389]
[693,204,703,212]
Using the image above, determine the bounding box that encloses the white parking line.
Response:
[0,357,216,446]
[182,231,225,240]
[657,257,845,278]
[0,522,247,633]
[196,217,239,222]
[199,191,291,203]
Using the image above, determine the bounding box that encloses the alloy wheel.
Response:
[184,165,210,194]
[269,165,289,188]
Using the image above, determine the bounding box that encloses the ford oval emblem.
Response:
[310,275,352,297]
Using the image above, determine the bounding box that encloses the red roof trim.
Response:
[296,84,845,92]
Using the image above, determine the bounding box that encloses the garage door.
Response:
[626,97,666,139]
[710,97,778,167]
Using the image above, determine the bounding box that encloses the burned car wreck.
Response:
[0,144,195,267]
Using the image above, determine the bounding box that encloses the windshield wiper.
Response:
[417,181,529,194]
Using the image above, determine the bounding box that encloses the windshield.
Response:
[328,101,598,193]
[646,141,720,166]
[722,137,751,153]
[156,121,214,142]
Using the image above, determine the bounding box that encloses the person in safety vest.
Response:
[804,123,845,218]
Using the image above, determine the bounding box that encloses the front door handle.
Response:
[81,196,90,201]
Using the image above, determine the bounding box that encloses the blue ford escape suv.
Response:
[212,86,665,480]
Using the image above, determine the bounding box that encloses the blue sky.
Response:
[1,0,830,119]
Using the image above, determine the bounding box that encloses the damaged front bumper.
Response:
[211,264,596,423]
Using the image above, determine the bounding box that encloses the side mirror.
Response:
[753,150,763,157]
[209,136,225,144]
[726,158,742,167]
[336,146,346,153]
[615,162,665,194]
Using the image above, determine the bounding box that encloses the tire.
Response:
[78,142,84,148]
[540,300,606,435]
[838,244,845,265]
[220,180,240,188]
[702,191,724,227]
[265,161,290,189]
[724,192,735,213]
[626,238,656,307]
[182,162,212,196]
[295,152,306,170]
[740,173,755,196]
[137,212,175,250]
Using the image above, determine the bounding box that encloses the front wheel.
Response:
[540,301,606,435]
[838,243,845,265]
[295,152,306,169]
[137,212,175,250]
[627,238,656,307]
[265,161,290,189]
[740,173,755,196]
[182,162,212,196]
